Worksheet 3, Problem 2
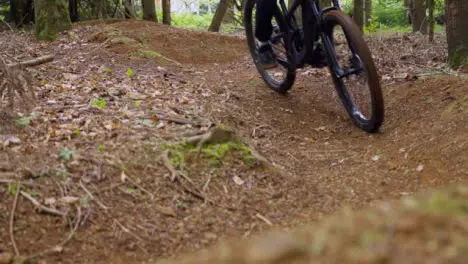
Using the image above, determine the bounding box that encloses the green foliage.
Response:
[58,147,74,161]
[91,98,106,109]
[126,68,134,77]
[15,113,38,126]
[97,145,105,152]
[449,45,468,70]
[161,140,256,168]
[157,10,213,30]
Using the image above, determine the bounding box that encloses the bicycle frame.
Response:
[277,0,360,78]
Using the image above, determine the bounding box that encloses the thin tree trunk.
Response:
[124,0,136,19]
[412,0,427,34]
[142,0,158,22]
[223,0,235,24]
[10,0,35,27]
[446,0,468,70]
[69,0,79,22]
[353,0,364,31]
[427,0,434,42]
[162,0,171,25]
[209,0,228,32]
[365,0,372,27]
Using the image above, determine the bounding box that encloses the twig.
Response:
[202,174,212,193]
[9,184,21,256]
[160,150,177,181]
[20,191,67,217]
[7,55,54,68]
[114,219,144,242]
[0,179,45,187]
[124,175,154,200]
[0,18,14,32]
[79,181,109,210]
[255,213,273,226]
[157,115,200,126]
[26,205,82,261]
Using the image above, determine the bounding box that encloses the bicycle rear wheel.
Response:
[321,10,384,133]
[244,0,296,94]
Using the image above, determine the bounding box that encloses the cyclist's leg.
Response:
[254,0,278,68]
[255,0,275,41]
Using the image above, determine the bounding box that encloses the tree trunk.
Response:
[208,0,228,32]
[34,0,72,41]
[353,0,364,31]
[365,0,372,27]
[162,0,171,25]
[427,0,434,42]
[69,0,79,22]
[142,0,158,22]
[446,0,468,70]
[124,0,136,19]
[412,0,427,34]
[223,0,235,24]
[10,0,35,27]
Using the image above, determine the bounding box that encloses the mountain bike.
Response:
[243,0,384,133]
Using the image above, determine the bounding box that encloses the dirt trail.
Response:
[0,21,466,263]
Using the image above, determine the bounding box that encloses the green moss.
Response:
[403,189,468,217]
[161,141,257,168]
[449,45,468,70]
[35,0,72,41]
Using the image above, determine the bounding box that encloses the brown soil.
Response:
[87,20,247,65]
[0,19,467,264]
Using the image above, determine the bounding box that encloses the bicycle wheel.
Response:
[321,10,384,133]
[244,0,296,94]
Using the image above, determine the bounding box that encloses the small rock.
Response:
[371,155,380,161]
[128,92,147,100]
[44,197,57,206]
[108,87,126,96]
[3,136,21,147]
[416,164,424,172]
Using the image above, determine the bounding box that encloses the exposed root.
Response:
[9,184,21,256]
[20,191,67,217]
[0,55,54,113]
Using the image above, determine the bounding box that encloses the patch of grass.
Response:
[91,98,106,109]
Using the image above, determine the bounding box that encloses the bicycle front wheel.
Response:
[321,11,384,133]
[243,0,296,94]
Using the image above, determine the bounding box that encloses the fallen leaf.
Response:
[156,206,177,217]
[233,175,245,185]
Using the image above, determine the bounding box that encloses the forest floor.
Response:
[0,19,467,264]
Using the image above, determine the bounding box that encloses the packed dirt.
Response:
[0,20,467,264]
